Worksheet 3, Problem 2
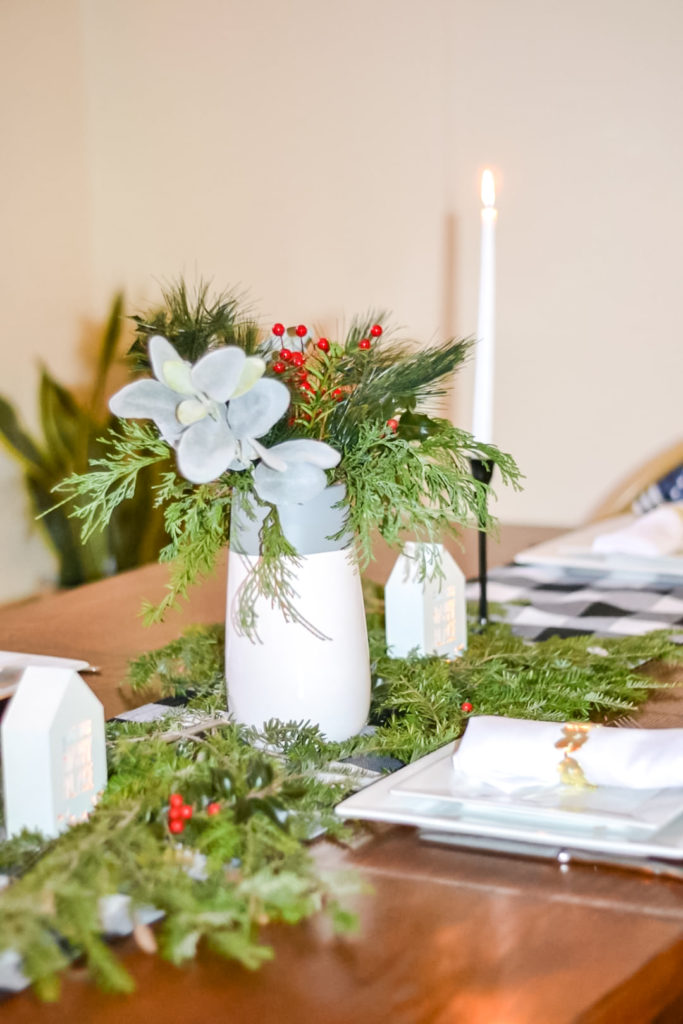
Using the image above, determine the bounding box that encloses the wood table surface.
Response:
[3,524,683,1024]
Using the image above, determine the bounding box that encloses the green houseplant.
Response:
[0,294,168,588]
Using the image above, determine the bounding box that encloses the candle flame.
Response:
[481,169,495,208]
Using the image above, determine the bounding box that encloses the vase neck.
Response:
[230,484,350,556]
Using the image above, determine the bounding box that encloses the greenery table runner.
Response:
[1,605,682,1001]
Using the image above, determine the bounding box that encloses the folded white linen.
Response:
[452,715,683,790]
[591,504,683,558]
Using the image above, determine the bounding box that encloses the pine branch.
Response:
[129,279,254,367]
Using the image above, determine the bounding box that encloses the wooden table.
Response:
[3,525,683,1023]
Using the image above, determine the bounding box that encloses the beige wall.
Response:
[1,0,681,602]
[1,0,91,598]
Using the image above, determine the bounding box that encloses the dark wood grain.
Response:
[3,523,683,1023]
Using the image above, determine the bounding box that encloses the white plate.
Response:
[335,742,683,862]
[514,514,683,578]
[0,652,92,700]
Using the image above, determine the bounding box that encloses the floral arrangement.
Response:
[58,281,520,631]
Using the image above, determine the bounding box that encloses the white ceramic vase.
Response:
[225,486,371,742]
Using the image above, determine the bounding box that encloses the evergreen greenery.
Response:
[54,281,522,633]
[1,613,681,1000]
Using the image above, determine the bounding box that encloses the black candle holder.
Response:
[470,458,494,627]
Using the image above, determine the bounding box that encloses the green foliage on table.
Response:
[2,616,681,1000]
[0,295,168,587]
[54,281,521,630]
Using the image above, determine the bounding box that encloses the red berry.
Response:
[295,324,308,337]
[317,338,330,352]
[207,802,221,816]
[168,804,184,820]
[291,352,305,367]
[461,701,473,713]
[280,348,292,361]
[169,793,184,808]
[386,418,399,431]
[301,381,315,392]
[180,804,193,820]
[358,338,371,350]
[370,324,383,337]
[169,820,185,834]
[272,323,285,337]
[331,388,344,401]
[272,361,286,374]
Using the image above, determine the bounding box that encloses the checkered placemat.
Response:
[467,564,683,642]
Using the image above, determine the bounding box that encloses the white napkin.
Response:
[591,504,683,558]
[452,715,683,790]
[0,651,90,672]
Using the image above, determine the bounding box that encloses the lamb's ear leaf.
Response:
[227,378,289,439]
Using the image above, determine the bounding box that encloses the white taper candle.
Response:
[472,169,497,444]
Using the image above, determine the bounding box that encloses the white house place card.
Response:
[1,667,107,838]
[385,542,467,659]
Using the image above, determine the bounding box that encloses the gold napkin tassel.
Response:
[555,723,596,788]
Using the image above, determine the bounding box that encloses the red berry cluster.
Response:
[167,792,193,834]
[267,322,394,425]
[167,792,221,833]
[357,324,383,351]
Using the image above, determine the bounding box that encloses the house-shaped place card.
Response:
[385,542,467,659]
[1,667,107,838]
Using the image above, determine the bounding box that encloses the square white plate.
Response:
[335,742,683,862]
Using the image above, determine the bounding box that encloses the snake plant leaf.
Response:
[227,379,290,440]
[25,477,86,587]
[90,291,124,413]
[0,397,49,474]
[176,412,237,484]
[39,367,86,471]
[109,463,170,571]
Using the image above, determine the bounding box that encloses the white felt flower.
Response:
[109,336,289,484]
[253,439,341,505]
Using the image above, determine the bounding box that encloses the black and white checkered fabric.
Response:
[467,564,683,642]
